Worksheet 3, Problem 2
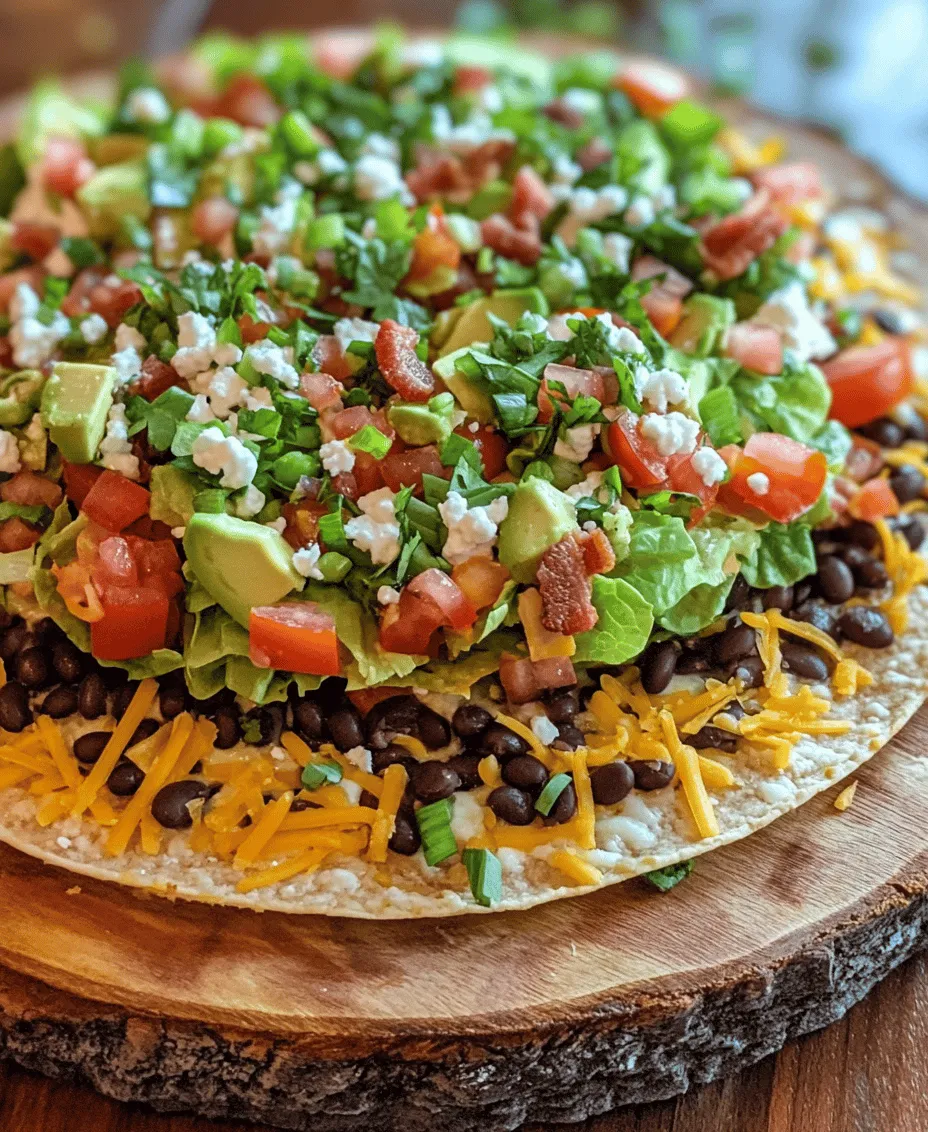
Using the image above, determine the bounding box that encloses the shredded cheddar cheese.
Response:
[549,849,603,887]
[834,781,858,812]
[660,711,719,839]
[234,792,294,868]
[367,763,408,863]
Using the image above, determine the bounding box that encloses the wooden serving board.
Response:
[2,32,928,1132]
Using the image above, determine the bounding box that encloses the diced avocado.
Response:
[497,479,578,584]
[184,513,304,627]
[615,120,670,197]
[149,465,198,528]
[40,362,115,464]
[76,159,151,241]
[199,148,262,206]
[430,306,466,350]
[17,79,105,166]
[0,369,46,427]
[90,133,150,167]
[433,346,494,424]
[669,294,736,357]
[438,290,548,358]
[389,392,455,447]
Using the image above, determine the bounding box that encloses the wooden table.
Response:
[2,946,927,1131]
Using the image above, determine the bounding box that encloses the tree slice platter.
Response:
[2,33,928,1132]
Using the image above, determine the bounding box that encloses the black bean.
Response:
[111,681,139,718]
[128,718,160,747]
[858,417,904,448]
[292,698,324,742]
[845,521,881,551]
[478,723,528,761]
[259,702,285,747]
[543,781,577,825]
[0,621,30,661]
[151,779,212,829]
[816,555,855,604]
[0,681,30,732]
[873,309,907,334]
[327,705,365,751]
[793,580,814,606]
[629,759,675,790]
[791,603,841,641]
[74,730,111,764]
[366,695,420,748]
[761,585,794,612]
[451,703,493,738]
[389,814,421,855]
[903,413,928,442]
[502,754,549,795]
[545,690,579,724]
[889,463,926,504]
[487,785,535,825]
[675,652,711,675]
[291,797,320,813]
[0,609,11,631]
[840,545,888,588]
[77,673,107,719]
[640,641,678,695]
[371,744,417,775]
[101,665,128,691]
[725,654,765,688]
[213,705,242,750]
[714,621,758,666]
[417,707,451,750]
[15,646,49,688]
[411,761,461,804]
[40,686,79,718]
[158,682,187,720]
[896,514,926,550]
[726,700,746,722]
[445,753,483,790]
[51,639,84,684]
[107,759,144,797]
[358,790,379,809]
[724,573,751,612]
[551,723,585,751]
[780,641,829,682]
[590,761,634,805]
[838,607,895,648]
[688,725,738,753]
[32,618,61,645]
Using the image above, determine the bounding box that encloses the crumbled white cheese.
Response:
[191,427,258,489]
[634,366,689,413]
[531,714,560,745]
[438,490,509,565]
[746,471,770,495]
[319,439,356,475]
[98,402,140,480]
[79,313,108,345]
[213,341,243,368]
[344,745,373,773]
[624,194,656,229]
[243,385,273,410]
[294,148,349,185]
[601,232,633,273]
[691,447,728,487]
[126,87,171,125]
[0,430,21,474]
[172,311,217,378]
[234,483,266,518]
[201,367,248,419]
[431,107,514,156]
[171,526,186,539]
[561,87,603,117]
[554,423,600,463]
[377,585,401,606]
[110,346,143,385]
[9,284,69,369]
[354,154,414,205]
[292,543,324,580]
[566,470,605,501]
[361,133,400,162]
[246,340,300,389]
[114,323,146,352]
[551,153,583,187]
[450,791,485,842]
[332,317,380,356]
[344,486,401,565]
[751,281,836,363]
[253,183,302,258]
[556,185,629,247]
[640,411,699,456]
[186,394,216,423]
[265,516,288,534]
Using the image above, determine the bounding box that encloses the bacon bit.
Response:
[481,212,542,266]
[576,137,612,172]
[699,190,789,281]
[0,518,40,552]
[543,98,585,129]
[499,653,577,704]
[300,371,345,411]
[454,65,493,94]
[0,471,62,508]
[374,319,435,402]
[751,162,823,205]
[406,139,515,205]
[531,656,577,690]
[537,536,598,635]
[578,528,616,576]
[510,165,555,222]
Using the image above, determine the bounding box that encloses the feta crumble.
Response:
[234,483,266,518]
[634,366,689,413]
[9,283,69,369]
[191,427,258,489]
[344,486,402,565]
[114,323,146,352]
[344,746,374,773]
[246,340,300,389]
[98,403,140,480]
[746,472,770,495]
[751,282,837,363]
[319,439,356,475]
[126,87,171,125]
[377,585,401,606]
[531,714,560,745]
[292,543,324,580]
[554,423,600,463]
[556,185,629,247]
[332,317,380,356]
[691,447,728,487]
[79,313,108,345]
[0,430,21,474]
[354,154,414,205]
[640,411,700,456]
[438,490,509,565]
[172,312,217,378]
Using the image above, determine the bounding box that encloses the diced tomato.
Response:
[282,500,328,550]
[0,518,39,552]
[192,197,240,247]
[217,73,280,128]
[348,685,406,715]
[717,433,827,523]
[723,323,784,375]
[249,602,341,676]
[311,334,356,382]
[849,477,900,521]
[10,223,59,262]
[631,255,694,298]
[751,162,822,205]
[88,278,143,327]
[0,266,45,313]
[131,355,186,402]
[460,424,509,480]
[381,445,446,493]
[578,527,616,576]
[314,32,368,79]
[91,587,170,660]
[122,515,174,542]
[823,339,914,429]
[454,65,493,94]
[81,471,151,532]
[510,165,555,222]
[379,589,444,655]
[604,410,668,490]
[300,371,344,411]
[576,136,612,172]
[128,535,182,579]
[615,61,689,118]
[331,405,374,439]
[451,557,510,610]
[538,363,611,424]
[0,471,62,508]
[94,537,138,587]
[62,461,103,507]
[699,190,789,281]
[375,320,435,402]
[406,568,477,632]
[40,136,95,197]
[665,449,720,518]
[480,212,542,266]
[406,206,461,286]
[353,451,386,496]
[844,436,883,484]
[59,268,105,317]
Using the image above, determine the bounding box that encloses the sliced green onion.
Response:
[462,847,503,908]
[346,339,375,360]
[305,214,346,251]
[316,551,352,583]
[202,116,244,157]
[170,109,205,159]
[659,100,723,147]
[317,509,349,552]
[416,798,457,866]
[301,761,343,790]
[279,109,321,157]
[348,424,392,459]
[439,432,478,468]
[266,325,290,348]
[535,773,572,816]
[272,256,319,299]
[193,488,229,514]
[272,450,318,489]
